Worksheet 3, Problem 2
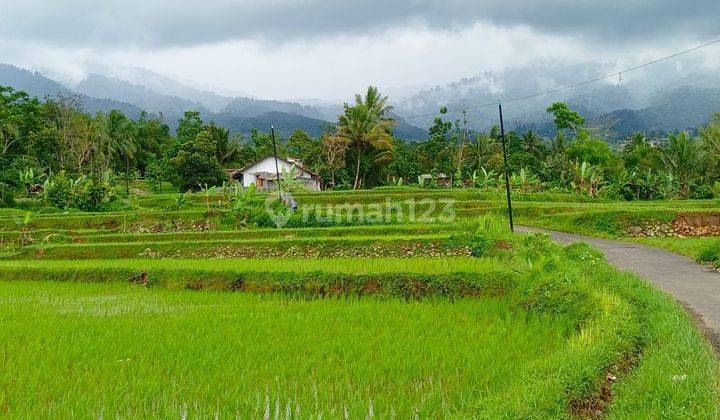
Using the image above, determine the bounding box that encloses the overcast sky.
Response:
[1,0,718,100]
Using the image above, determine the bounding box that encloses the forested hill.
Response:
[394,62,720,138]
[0,64,144,118]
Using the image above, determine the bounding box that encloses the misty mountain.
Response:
[0,64,144,118]
[394,60,720,138]
[103,67,236,112]
[0,64,426,140]
[220,97,324,119]
[76,73,208,116]
[7,60,717,142]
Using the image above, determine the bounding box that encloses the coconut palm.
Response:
[520,130,545,158]
[662,132,704,198]
[700,114,720,156]
[335,86,395,190]
[104,110,137,194]
[211,126,239,165]
[466,133,499,172]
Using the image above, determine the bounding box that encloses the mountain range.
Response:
[394,60,720,140]
[2,61,720,142]
[0,64,427,140]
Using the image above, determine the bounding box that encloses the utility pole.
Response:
[270,126,282,196]
[498,100,514,232]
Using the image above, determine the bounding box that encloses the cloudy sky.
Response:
[1,0,719,100]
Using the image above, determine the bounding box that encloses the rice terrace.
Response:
[0,186,719,417]
[3,1,720,417]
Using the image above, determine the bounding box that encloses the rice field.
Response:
[0,188,718,417]
[0,281,577,417]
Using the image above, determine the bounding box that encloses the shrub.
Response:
[42,172,73,209]
[43,172,121,211]
[697,241,720,265]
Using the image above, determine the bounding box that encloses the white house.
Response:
[228,156,322,191]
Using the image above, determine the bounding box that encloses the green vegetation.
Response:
[0,210,717,417]
[2,80,720,205]
[3,79,720,415]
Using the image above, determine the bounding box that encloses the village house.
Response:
[226,156,322,191]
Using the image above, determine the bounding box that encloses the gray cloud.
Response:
[0,0,718,48]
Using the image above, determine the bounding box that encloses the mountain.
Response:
[103,67,236,112]
[68,69,428,139]
[75,73,208,116]
[220,97,323,119]
[210,111,328,138]
[17,61,720,142]
[0,64,143,118]
[394,61,720,138]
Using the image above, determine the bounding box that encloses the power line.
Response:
[396,37,720,121]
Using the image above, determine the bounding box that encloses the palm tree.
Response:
[105,110,137,194]
[466,133,498,172]
[662,132,704,198]
[622,132,649,154]
[211,126,239,165]
[335,86,395,190]
[520,130,545,158]
[700,114,720,156]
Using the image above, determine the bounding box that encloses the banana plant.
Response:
[198,183,216,213]
[12,211,33,246]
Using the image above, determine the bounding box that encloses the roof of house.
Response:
[230,155,320,180]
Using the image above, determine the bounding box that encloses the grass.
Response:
[0,281,575,417]
[0,238,717,416]
[1,190,719,416]
[13,234,468,260]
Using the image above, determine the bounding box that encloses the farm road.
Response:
[518,226,720,346]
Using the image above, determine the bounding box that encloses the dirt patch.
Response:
[569,353,638,419]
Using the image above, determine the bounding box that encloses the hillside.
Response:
[0,64,143,118]
[75,74,208,116]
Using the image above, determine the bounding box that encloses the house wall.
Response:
[241,157,319,190]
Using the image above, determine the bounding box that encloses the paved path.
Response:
[518,226,720,339]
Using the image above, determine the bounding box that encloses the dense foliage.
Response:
[2,83,720,210]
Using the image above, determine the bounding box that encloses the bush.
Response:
[697,241,720,265]
[42,172,121,211]
[75,177,120,212]
[43,172,73,209]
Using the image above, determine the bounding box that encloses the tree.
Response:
[662,132,704,198]
[335,86,395,190]
[176,111,204,144]
[104,110,137,193]
[546,102,585,135]
[700,113,720,155]
[511,130,547,173]
[322,134,350,188]
[170,130,227,191]
[621,132,661,172]
[567,137,623,178]
[419,116,455,176]
[466,132,501,173]
[288,129,312,158]
[208,125,239,166]
[134,112,171,175]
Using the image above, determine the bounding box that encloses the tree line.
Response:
[1,83,720,207]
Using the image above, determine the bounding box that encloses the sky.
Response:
[0,0,718,101]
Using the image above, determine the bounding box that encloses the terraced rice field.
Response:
[0,188,718,417]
